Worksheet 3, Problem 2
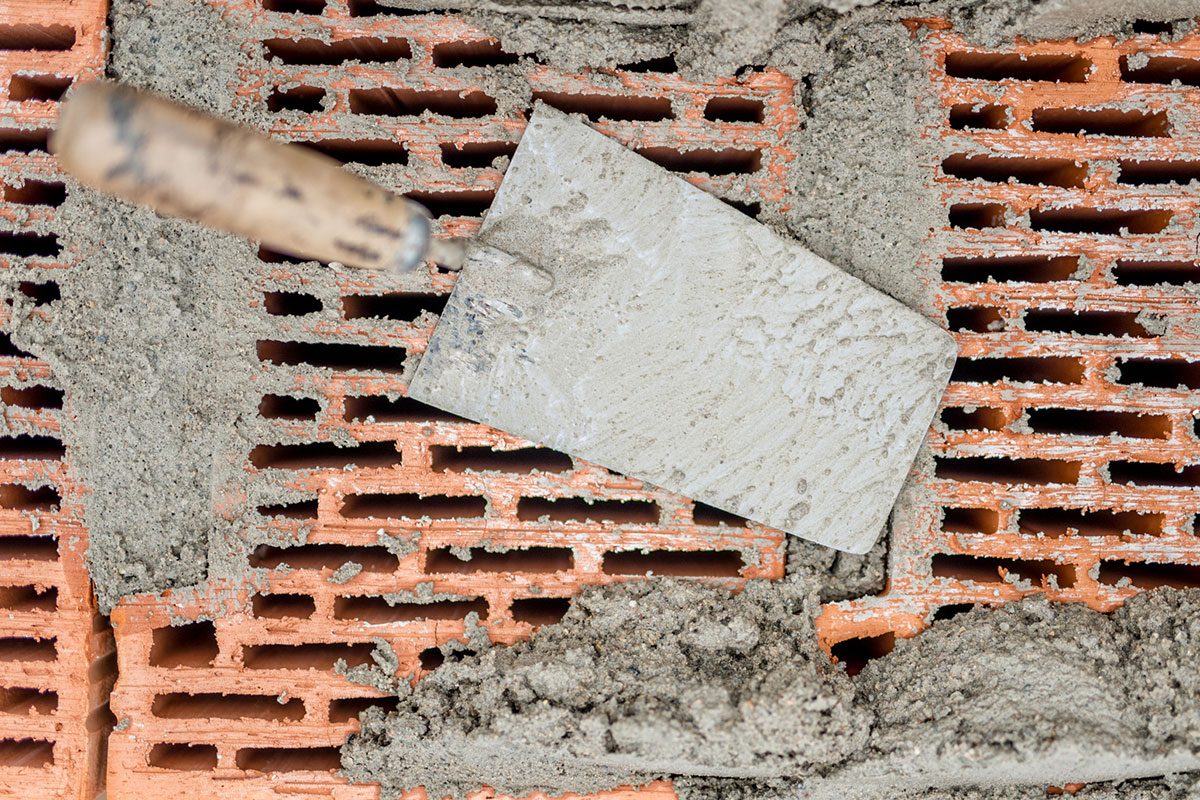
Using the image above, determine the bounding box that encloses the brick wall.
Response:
[0,1,113,798]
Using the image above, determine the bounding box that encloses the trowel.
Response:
[51,80,955,554]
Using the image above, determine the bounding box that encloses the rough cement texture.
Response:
[341,577,868,799]
[343,586,1200,799]
[409,108,956,554]
[786,526,887,602]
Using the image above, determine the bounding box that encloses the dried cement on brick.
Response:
[342,586,1200,798]
[341,577,869,799]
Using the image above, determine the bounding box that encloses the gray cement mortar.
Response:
[341,577,870,799]
[343,585,1200,799]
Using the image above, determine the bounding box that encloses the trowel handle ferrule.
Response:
[51,80,435,273]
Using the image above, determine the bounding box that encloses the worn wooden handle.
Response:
[50,80,434,272]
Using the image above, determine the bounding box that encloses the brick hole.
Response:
[941,507,1000,533]
[0,585,56,613]
[261,0,325,12]
[1019,507,1164,537]
[1108,460,1200,487]
[0,129,49,154]
[517,497,660,524]
[602,549,744,577]
[1098,560,1200,589]
[333,595,488,622]
[932,554,1076,587]
[431,445,572,474]
[252,593,316,619]
[426,546,573,574]
[1114,259,1199,285]
[342,292,447,321]
[258,394,320,420]
[2,180,65,206]
[510,596,571,627]
[1133,20,1174,34]
[0,231,60,258]
[0,484,59,511]
[0,24,76,51]
[944,51,1091,83]
[617,55,678,73]
[344,393,464,422]
[942,154,1086,188]
[0,435,65,460]
[1026,408,1171,439]
[341,492,486,520]
[830,632,894,677]
[1031,107,1171,138]
[1024,309,1154,338]
[149,622,217,668]
[933,602,976,621]
[635,146,762,175]
[297,138,408,166]
[0,637,55,662]
[147,743,218,771]
[692,501,749,527]
[418,646,443,669]
[256,499,319,519]
[263,290,322,316]
[949,203,1006,229]
[532,91,673,122]
[949,102,1008,130]
[1115,358,1200,389]
[722,198,762,218]
[935,456,1082,485]
[152,693,305,722]
[329,695,399,722]
[951,356,1085,384]
[440,141,517,168]
[266,85,326,113]
[0,333,34,360]
[0,385,62,410]
[0,535,57,562]
[1030,207,1172,235]
[403,189,494,219]
[1120,54,1200,86]
[941,406,1006,431]
[7,75,71,103]
[942,254,1079,283]
[947,305,1005,332]
[704,96,765,123]
[250,543,399,573]
[431,40,518,68]
[242,642,375,670]
[264,36,410,65]
[350,88,497,118]
[1118,160,1200,186]
[348,0,421,16]
[256,340,408,372]
[249,440,401,469]
[0,687,56,715]
[17,280,60,305]
[0,739,53,767]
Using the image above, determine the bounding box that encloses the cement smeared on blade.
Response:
[408,106,956,554]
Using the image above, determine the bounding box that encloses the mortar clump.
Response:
[341,577,869,799]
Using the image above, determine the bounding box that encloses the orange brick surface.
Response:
[106,3,794,798]
[0,1,113,798]
[820,29,1200,660]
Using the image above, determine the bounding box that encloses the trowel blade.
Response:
[408,106,955,553]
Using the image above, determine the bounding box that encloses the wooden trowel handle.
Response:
[50,80,434,272]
